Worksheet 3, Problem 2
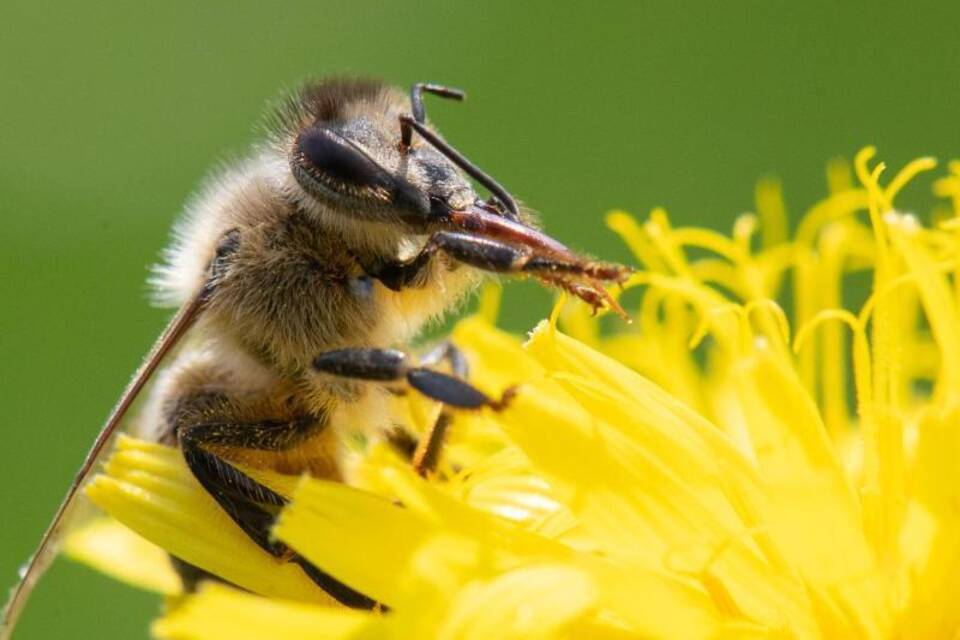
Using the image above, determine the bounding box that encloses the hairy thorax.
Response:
[149,153,482,444]
[204,206,481,374]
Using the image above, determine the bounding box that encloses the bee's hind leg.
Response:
[171,408,378,609]
[313,345,514,476]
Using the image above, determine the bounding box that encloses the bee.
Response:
[1,77,630,633]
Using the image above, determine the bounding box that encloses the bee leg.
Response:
[419,340,469,378]
[313,348,510,410]
[386,340,470,468]
[314,347,514,476]
[431,231,602,277]
[364,231,529,291]
[174,418,378,609]
[168,555,227,592]
[410,341,469,475]
[372,231,604,292]
[363,250,433,291]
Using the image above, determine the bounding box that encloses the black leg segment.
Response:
[410,341,470,474]
[178,430,286,554]
[430,231,618,281]
[312,346,508,410]
[406,369,490,409]
[364,251,433,291]
[411,412,452,477]
[312,344,514,476]
[365,232,524,292]
[169,555,229,593]
[293,557,379,610]
[174,416,378,609]
[365,230,607,292]
[372,231,615,289]
[313,348,408,380]
[429,232,528,272]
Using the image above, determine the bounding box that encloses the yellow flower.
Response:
[68,148,960,638]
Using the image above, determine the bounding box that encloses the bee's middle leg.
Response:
[411,341,470,474]
[172,409,377,608]
[313,346,513,476]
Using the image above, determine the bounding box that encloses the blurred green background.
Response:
[1,1,958,637]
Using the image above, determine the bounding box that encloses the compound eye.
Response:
[296,126,392,189]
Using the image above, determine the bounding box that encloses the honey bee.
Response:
[2,78,629,634]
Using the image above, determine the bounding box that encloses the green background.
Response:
[1,1,957,637]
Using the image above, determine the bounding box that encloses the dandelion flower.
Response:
[68,148,960,638]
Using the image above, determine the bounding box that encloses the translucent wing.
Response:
[0,287,208,640]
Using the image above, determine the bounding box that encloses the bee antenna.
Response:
[399,115,521,221]
[401,83,463,149]
[410,83,465,125]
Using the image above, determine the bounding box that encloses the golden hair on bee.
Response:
[1,77,630,635]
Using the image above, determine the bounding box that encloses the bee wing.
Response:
[0,286,209,639]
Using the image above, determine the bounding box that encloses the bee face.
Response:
[283,80,476,231]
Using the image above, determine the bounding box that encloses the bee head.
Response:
[275,79,480,232]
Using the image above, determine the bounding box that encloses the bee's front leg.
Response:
[370,230,622,288]
[367,231,517,291]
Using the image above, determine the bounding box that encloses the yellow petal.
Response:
[153,583,381,640]
[278,450,723,638]
[274,474,430,608]
[86,435,332,604]
[63,516,181,595]
[451,315,543,394]
[435,564,597,640]
[493,375,817,633]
